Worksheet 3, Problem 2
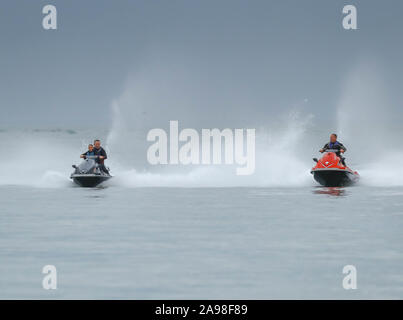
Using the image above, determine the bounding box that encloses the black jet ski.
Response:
[311,149,359,187]
[70,156,112,187]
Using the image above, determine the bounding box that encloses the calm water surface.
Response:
[1,185,403,299]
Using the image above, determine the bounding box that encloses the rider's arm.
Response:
[320,143,329,152]
[339,143,347,152]
[101,148,107,160]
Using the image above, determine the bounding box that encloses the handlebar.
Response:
[321,149,345,153]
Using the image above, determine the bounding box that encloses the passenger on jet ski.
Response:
[319,133,346,165]
[80,144,95,159]
[93,139,109,174]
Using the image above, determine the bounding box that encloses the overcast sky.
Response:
[1,0,402,128]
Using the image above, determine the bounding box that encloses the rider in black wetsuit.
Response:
[93,139,109,174]
[320,133,347,165]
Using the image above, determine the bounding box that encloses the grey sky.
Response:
[1,0,402,127]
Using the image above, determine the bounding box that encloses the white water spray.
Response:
[336,60,403,186]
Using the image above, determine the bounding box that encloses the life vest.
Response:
[328,141,340,149]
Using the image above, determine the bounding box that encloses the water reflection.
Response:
[84,186,108,198]
[313,187,346,197]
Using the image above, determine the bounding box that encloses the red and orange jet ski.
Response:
[311,149,359,187]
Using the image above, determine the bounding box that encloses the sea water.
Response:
[1,127,403,299]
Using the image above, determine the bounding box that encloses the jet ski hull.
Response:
[71,157,112,187]
[71,174,111,187]
[311,168,358,187]
[311,151,359,187]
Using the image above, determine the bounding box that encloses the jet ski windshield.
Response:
[77,158,97,174]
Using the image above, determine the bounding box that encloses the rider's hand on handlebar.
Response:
[340,149,345,153]
[319,149,324,153]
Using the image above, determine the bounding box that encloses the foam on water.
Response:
[0,129,92,188]
[105,107,315,187]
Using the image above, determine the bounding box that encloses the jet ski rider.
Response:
[320,133,347,165]
[93,139,109,174]
[80,144,95,159]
